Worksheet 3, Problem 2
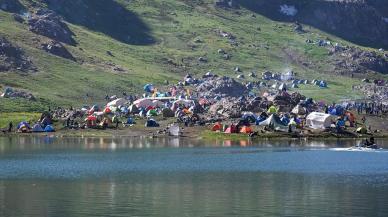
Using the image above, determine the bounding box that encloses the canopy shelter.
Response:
[306,112,336,129]
[134,98,154,108]
[107,98,127,107]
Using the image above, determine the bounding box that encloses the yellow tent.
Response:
[267,105,278,114]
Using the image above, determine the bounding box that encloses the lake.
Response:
[0,136,388,217]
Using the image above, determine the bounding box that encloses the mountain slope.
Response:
[0,0,387,112]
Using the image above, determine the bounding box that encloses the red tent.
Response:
[211,122,222,131]
[224,124,237,134]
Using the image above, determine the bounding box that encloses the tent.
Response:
[143,84,154,93]
[32,124,44,132]
[356,127,367,134]
[345,111,356,125]
[162,108,175,118]
[224,124,238,134]
[211,122,223,131]
[242,112,257,123]
[152,100,164,108]
[107,98,126,107]
[17,121,30,130]
[129,104,139,114]
[291,84,299,88]
[147,109,158,117]
[267,105,278,114]
[259,114,288,132]
[126,117,135,125]
[134,98,154,108]
[173,99,194,107]
[240,126,253,134]
[278,83,287,91]
[305,112,336,129]
[169,124,180,136]
[291,105,307,115]
[44,125,55,132]
[145,119,160,127]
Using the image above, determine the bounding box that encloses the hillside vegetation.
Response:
[0,0,387,112]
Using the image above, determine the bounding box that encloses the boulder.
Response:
[41,40,75,61]
[28,9,75,45]
[0,37,35,72]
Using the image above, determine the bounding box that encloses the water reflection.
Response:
[0,136,386,154]
[1,136,388,216]
[0,173,387,217]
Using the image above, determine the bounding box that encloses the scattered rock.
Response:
[198,56,207,62]
[1,87,36,101]
[28,9,75,45]
[0,37,35,72]
[217,49,225,54]
[196,76,248,98]
[106,51,114,57]
[12,13,24,23]
[0,0,24,13]
[41,40,75,61]
[331,46,388,74]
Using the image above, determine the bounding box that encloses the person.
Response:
[363,137,377,149]
[8,122,13,133]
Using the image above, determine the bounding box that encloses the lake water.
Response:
[1,136,388,217]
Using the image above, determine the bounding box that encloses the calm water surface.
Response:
[0,136,388,217]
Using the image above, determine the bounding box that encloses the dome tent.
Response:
[44,125,55,132]
[32,123,44,132]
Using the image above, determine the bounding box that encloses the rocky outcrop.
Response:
[41,40,75,61]
[330,46,388,74]
[215,0,238,8]
[0,37,35,72]
[0,0,24,13]
[28,9,75,45]
[236,0,388,49]
[196,76,248,98]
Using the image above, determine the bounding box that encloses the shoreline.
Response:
[1,126,386,140]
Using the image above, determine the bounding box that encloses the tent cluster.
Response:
[17,112,54,133]
[10,71,363,137]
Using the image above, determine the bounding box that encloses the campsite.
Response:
[2,72,387,140]
[1,1,388,216]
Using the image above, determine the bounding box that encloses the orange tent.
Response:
[240,126,253,134]
[345,111,356,123]
[211,122,222,131]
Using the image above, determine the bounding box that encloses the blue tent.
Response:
[319,81,327,88]
[126,117,135,125]
[145,119,159,127]
[44,125,55,132]
[17,121,30,130]
[143,84,154,93]
[242,113,256,123]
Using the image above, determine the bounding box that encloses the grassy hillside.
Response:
[0,0,384,112]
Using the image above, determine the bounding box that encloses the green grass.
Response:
[0,112,41,129]
[0,0,383,112]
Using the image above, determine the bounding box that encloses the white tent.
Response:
[278,83,287,91]
[306,112,336,129]
[173,99,194,107]
[291,105,307,115]
[259,114,288,132]
[134,98,154,108]
[107,98,126,107]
